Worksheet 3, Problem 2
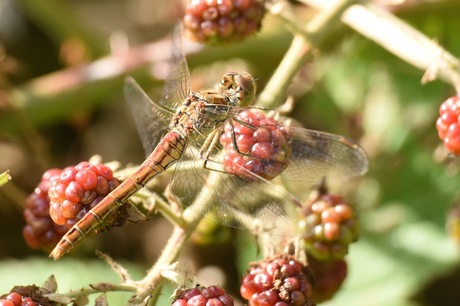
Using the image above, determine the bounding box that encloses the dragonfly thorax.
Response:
[170,92,231,136]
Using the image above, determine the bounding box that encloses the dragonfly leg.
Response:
[200,129,230,174]
[199,128,222,160]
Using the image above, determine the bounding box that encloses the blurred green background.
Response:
[1,0,460,305]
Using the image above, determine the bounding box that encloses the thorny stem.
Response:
[134,189,186,228]
[257,0,360,108]
[65,283,137,299]
[132,169,226,304]
[302,0,460,90]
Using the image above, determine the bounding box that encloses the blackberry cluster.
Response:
[220,110,291,181]
[22,169,68,249]
[0,286,51,306]
[240,255,315,306]
[308,256,347,303]
[48,161,121,228]
[300,187,359,261]
[436,94,460,155]
[172,285,234,306]
[183,0,265,45]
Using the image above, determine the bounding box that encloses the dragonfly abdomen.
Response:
[50,131,186,259]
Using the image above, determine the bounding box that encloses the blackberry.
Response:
[183,0,266,45]
[299,184,359,261]
[172,285,234,306]
[436,94,460,155]
[220,110,291,181]
[48,161,121,229]
[308,256,347,303]
[0,285,51,306]
[240,255,315,306]
[22,169,68,249]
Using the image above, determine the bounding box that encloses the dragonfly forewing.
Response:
[282,127,369,182]
[159,26,191,110]
[124,76,173,155]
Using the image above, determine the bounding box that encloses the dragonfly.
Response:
[49,30,368,260]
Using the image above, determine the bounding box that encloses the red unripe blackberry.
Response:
[172,285,234,306]
[308,255,347,303]
[300,185,359,261]
[0,285,51,306]
[22,169,68,249]
[240,255,315,306]
[183,0,265,45]
[48,162,121,229]
[436,94,460,155]
[220,110,291,181]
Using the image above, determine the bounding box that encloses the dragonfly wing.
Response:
[283,127,369,182]
[169,136,301,238]
[159,25,191,110]
[124,76,171,156]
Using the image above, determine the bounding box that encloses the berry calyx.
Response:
[436,94,460,155]
[48,161,121,229]
[183,0,266,45]
[172,285,234,306]
[240,255,315,306]
[299,184,359,261]
[0,285,51,306]
[220,110,291,181]
[22,169,68,249]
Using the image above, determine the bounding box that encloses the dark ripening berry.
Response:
[436,94,460,155]
[22,169,69,249]
[172,285,234,306]
[183,0,265,45]
[300,184,359,261]
[48,162,121,229]
[240,255,315,306]
[308,255,347,303]
[220,110,291,181]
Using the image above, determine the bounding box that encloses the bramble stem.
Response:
[303,0,460,90]
[132,169,225,304]
[257,0,359,109]
[134,189,186,228]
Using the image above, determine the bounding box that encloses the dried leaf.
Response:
[95,294,109,306]
[41,275,58,293]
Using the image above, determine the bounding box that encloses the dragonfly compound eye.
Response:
[236,72,256,106]
[220,72,256,107]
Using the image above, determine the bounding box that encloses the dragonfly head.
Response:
[220,72,256,107]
